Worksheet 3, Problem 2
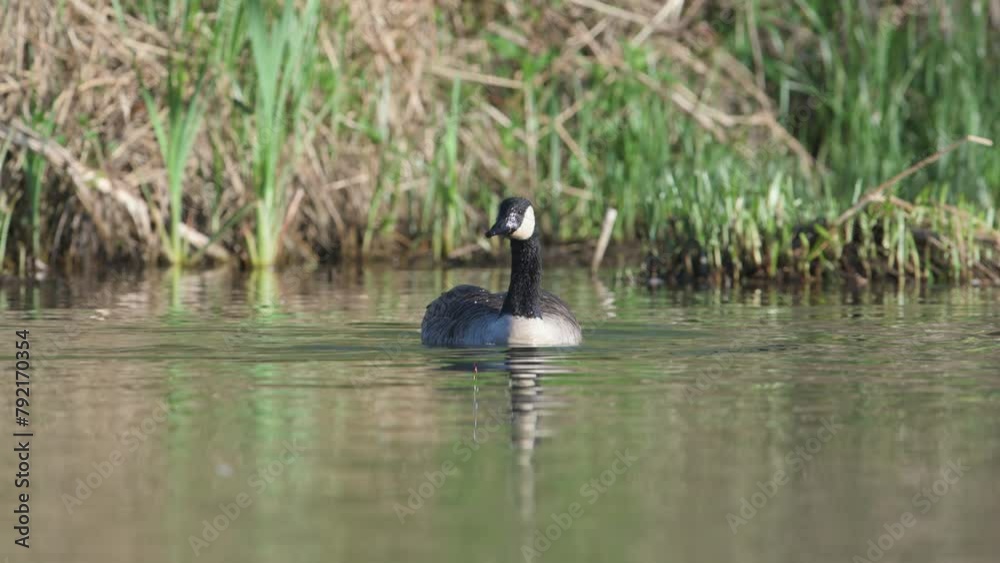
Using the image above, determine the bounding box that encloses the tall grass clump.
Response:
[244,0,322,266]
[143,62,205,265]
[21,113,56,264]
[737,0,999,204]
[0,137,17,272]
[23,140,46,263]
[425,79,467,259]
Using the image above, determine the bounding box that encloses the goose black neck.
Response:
[502,233,542,318]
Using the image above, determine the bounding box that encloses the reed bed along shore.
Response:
[1,0,998,284]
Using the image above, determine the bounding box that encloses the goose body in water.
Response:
[421,197,582,347]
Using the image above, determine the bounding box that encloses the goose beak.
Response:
[486,220,510,238]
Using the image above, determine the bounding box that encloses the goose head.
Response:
[485,197,536,241]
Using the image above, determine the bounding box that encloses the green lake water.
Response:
[1,268,998,562]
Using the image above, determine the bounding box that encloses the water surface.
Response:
[1,268,998,563]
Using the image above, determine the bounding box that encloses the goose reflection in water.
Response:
[438,347,572,524]
[505,348,574,526]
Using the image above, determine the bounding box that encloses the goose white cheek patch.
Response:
[510,206,535,240]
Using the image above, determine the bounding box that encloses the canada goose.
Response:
[421,197,582,347]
